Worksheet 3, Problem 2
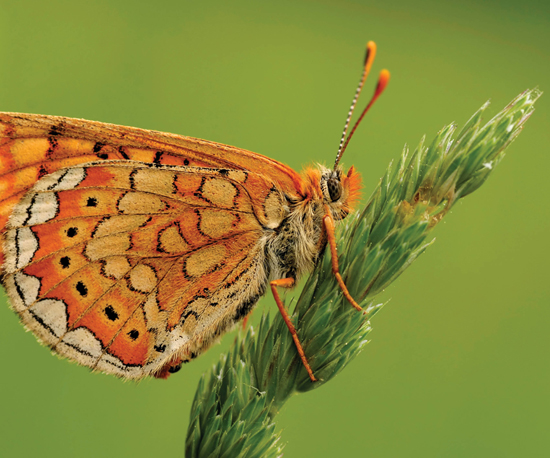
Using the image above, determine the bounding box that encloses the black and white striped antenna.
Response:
[334,41,391,169]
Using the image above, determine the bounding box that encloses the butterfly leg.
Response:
[241,310,253,330]
[270,278,317,382]
[322,213,362,311]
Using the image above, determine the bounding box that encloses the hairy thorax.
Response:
[260,163,361,284]
[263,194,326,284]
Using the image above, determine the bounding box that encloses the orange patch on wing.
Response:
[0,163,40,203]
[51,138,97,159]
[30,217,102,262]
[42,262,115,330]
[0,137,96,179]
[23,244,89,295]
[55,188,117,219]
[107,311,149,366]
[0,138,51,174]
[71,278,145,346]
[78,165,124,189]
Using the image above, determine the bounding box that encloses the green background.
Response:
[0,1,548,457]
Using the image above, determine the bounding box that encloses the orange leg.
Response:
[270,278,317,382]
[323,212,362,311]
[241,310,252,330]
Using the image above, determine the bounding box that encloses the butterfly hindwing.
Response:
[2,160,279,378]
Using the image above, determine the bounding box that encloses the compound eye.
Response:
[327,177,342,202]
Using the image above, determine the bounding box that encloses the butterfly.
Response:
[0,42,389,382]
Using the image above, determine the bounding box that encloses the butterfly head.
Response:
[317,165,362,220]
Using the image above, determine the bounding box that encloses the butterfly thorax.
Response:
[263,196,324,282]
[262,164,362,283]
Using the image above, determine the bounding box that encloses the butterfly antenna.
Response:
[334,42,391,169]
[334,41,377,169]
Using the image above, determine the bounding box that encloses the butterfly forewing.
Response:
[2,159,283,378]
[0,112,304,236]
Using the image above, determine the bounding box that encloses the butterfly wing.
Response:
[0,112,305,242]
[2,160,285,379]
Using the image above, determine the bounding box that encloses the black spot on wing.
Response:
[104,305,119,321]
[75,281,88,297]
[46,137,58,158]
[86,197,98,207]
[38,166,48,179]
[154,344,166,353]
[93,142,104,153]
[49,124,65,136]
[118,146,130,160]
[67,227,78,238]
[153,151,162,166]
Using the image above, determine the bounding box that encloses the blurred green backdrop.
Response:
[0,1,548,457]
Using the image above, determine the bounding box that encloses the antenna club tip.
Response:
[337,41,387,162]
[375,69,391,95]
[364,41,377,68]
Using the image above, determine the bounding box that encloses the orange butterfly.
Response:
[0,42,389,382]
